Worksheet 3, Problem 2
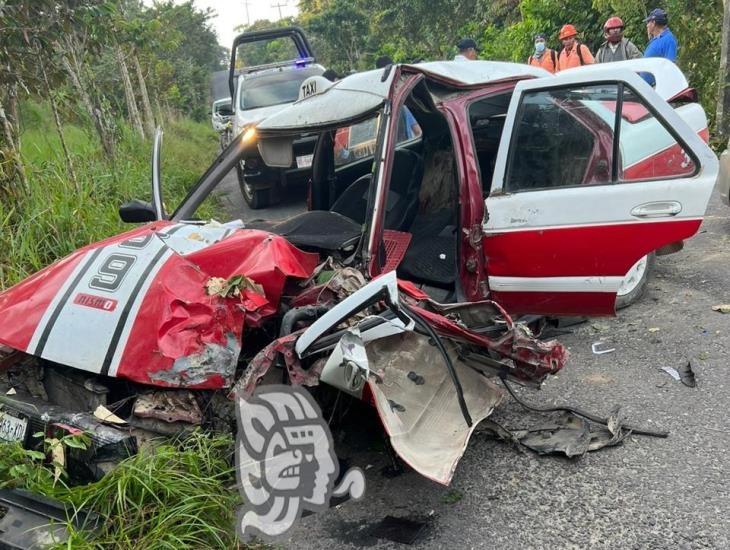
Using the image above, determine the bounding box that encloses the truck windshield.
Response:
[241,68,322,111]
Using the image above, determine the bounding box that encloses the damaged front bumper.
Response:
[236,271,568,484]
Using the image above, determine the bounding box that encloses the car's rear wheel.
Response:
[615,252,655,309]
[236,161,272,209]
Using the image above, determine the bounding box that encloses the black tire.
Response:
[236,162,272,209]
[615,252,656,310]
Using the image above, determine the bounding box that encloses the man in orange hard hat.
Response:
[557,24,595,71]
[596,16,642,63]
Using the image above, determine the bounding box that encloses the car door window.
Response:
[504,84,697,193]
[617,87,696,181]
[505,85,616,192]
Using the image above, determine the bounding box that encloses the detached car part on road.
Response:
[0,59,718,487]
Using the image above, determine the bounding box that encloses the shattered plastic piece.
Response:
[93,405,127,426]
[591,342,615,355]
[133,391,203,424]
[678,361,696,388]
[711,304,730,313]
[6,388,16,395]
[661,366,681,381]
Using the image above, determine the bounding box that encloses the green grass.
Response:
[0,103,219,290]
[0,432,246,549]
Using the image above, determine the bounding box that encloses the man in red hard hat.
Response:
[557,24,595,71]
[596,16,642,63]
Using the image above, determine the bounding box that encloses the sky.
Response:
[196,0,300,47]
[144,1,300,48]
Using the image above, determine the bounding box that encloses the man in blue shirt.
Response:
[644,8,677,61]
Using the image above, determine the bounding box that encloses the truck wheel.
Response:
[615,253,655,310]
[236,162,271,209]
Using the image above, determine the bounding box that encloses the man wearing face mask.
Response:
[528,33,557,73]
[596,16,642,63]
[557,24,595,71]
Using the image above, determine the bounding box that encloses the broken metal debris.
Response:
[133,391,203,425]
[591,342,616,355]
[516,408,630,457]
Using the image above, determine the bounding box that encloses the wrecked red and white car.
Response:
[0,59,718,484]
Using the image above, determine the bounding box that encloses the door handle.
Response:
[630,201,682,218]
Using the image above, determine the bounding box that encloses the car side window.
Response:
[506,85,616,192]
[618,87,696,181]
[505,84,696,193]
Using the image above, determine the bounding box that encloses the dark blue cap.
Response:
[645,8,668,24]
[457,38,479,51]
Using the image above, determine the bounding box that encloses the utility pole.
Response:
[243,0,250,26]
[271,0,287,20]
[718,0,730,138]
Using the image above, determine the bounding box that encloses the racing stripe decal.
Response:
[29,233,171,374]
[100,245,171,376]
[31,248,104,357]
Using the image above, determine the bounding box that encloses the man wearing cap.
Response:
[557,24,595,71]
[455,38,479,61]
[528,33,557,73]
[644,8,677,61]
[596,16,642,63]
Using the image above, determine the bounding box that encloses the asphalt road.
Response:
[251,189,729,549]
[215,169,306,222]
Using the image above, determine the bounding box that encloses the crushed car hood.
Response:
[0,222,318,389]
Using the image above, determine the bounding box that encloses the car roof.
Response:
[256,59,690,134]
[257,61,545,133]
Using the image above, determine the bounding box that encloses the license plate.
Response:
[0,411,28,443]
[296,154,313,169]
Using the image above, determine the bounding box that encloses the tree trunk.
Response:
[718,0,730,139]
[0,99,28,198]
[132,54,155,137]
[116,44,145,139]
[60,51,115,158]
[39,55,79,192]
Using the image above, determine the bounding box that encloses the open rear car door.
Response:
[228,26,315,99]
[484,64,718,316]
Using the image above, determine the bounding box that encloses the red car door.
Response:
[483,67,718,316]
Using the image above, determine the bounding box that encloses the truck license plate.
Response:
[0,411,28,443]
[296,154,313,169]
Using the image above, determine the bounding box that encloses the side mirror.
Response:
[119,199,157,223]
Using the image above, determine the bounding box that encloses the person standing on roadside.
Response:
[596,16,642,63]
[527,33,557,73]
[454,38,479,61]
[556,24,595,71]
[644,8,677,61]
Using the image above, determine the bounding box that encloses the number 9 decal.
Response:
[89,254,136,292]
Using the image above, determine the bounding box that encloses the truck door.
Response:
[483,68,718,316]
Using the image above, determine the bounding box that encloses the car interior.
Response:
[249,79,462,302]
